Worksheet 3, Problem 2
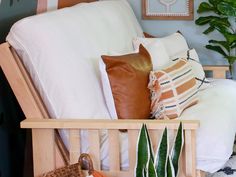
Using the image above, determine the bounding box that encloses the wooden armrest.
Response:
[20,119,199,130]
[203,65,229,79]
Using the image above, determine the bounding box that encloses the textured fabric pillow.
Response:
[133,32,189,59]
[171,49,210,90]
[133,40,169,70]
[148,59,198,119]
[101,45,152,119]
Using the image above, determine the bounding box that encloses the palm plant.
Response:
[195,0,236,78]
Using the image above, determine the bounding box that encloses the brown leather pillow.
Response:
[143,32,155,38]
[101,45,153,119]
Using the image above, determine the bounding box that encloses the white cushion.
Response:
[133,32,189,59]
[171,49,210,90]
[6,0,144,119]
[133,40,169,70]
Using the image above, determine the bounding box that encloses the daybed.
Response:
[0,0,235,177]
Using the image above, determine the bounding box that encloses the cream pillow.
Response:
[148,59,198,119]
[171,49,210,90]
[134,40,169,70]
[133,32,189,59]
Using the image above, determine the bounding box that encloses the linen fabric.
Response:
[133,32,189,59]
[171,49,210,90]
[6,0,144,120]
[149,59,198,119]
[101,45,152,119]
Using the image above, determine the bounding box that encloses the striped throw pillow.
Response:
[148,59,198,119]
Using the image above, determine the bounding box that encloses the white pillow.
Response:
[171,49,210,90]
[133,32,189,59]
[99,59,118,119]
[133,40,169,70]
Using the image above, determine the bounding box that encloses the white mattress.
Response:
[6,0,236,173]
[61,79,236,173]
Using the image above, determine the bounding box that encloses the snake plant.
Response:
[195,0,236,78]
[135,123,184,177]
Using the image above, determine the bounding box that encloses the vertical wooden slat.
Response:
[88,130,100,170]
[32,129,55,176]
[128,130,139,173]
[108,130,120,171]
[37,0,48,14]
[184,130,196,177]
[69,129,81,164]
[213,70,226,79]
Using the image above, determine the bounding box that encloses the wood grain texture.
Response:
[37,0,48,14]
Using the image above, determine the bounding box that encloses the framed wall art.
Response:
[142,0,194,20]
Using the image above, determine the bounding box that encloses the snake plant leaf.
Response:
[206,45,227,57]
[144,124,154,162]
[135,124,150,177]
[197,2,214,13]
[171,122,184,176]
[155,128,168,177]
[209,40,230,52]
[148,158,158,177]
[217,2,236,17]
[167,156,175,177]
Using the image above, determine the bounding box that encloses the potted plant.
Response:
[135,123,183,177]
[195,0,236,79]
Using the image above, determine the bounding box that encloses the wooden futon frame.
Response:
[0,2,229,175]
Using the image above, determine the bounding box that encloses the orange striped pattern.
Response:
[148,59,198,119]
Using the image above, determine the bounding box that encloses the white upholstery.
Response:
[6,0,144,119]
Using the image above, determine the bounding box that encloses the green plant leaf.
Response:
[145,125,154,162]
[208,0,222,14]
[135,124,150,177]
[209,40,230,52]
[225,56,236,65]
[231,42,236,48]
[222,0,236,7]
[167,156,175,177]
[195,16,214,25]
[203,26,215,34]
[224,33,236,45]
[218,2,236,16]
[197,2,214,13]
[148,158,157,177]
[206,45,228,56]
[195,16,230,31]
[171,122,184,176]
[155,128,168,177]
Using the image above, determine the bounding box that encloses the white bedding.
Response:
[71,79,236,173]
[6,0,236,173]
